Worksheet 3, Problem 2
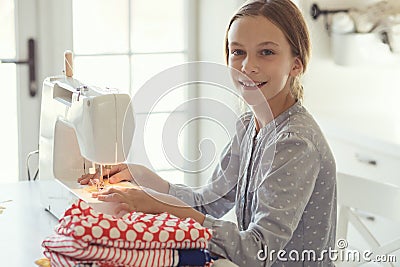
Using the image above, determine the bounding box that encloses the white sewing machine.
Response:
[39,51,135,218]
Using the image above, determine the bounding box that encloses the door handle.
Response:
[0,38,37,97]
[355,153,377,166]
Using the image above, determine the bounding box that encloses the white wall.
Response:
[193,0,243,221]
[195,0,243,186]
[300,0,400,144]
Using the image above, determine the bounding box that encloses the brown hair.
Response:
[225,0,311,102]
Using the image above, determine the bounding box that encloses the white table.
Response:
[0,181,58,266]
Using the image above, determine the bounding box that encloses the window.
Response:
[0,0,19,182]
[72,0,188,184]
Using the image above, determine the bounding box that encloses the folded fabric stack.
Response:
[42,200,213,267]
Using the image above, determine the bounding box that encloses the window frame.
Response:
[70,0,200,186]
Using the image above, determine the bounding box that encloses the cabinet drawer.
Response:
[327,136,400,187]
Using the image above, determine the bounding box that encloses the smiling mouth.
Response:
[238,80,267,90]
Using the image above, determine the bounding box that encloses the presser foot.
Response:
[89,178,106,191]
[97,181,105,191]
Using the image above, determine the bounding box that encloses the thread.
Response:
[64,50,74,77]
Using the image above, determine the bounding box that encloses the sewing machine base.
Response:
[39,179,131,218]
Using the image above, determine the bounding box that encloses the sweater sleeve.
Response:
[168,136,240,218]
[201,134,321,266]
[168,114,251,218]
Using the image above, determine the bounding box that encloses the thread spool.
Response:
[64,50,73,77]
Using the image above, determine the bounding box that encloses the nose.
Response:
[241,55,259,74]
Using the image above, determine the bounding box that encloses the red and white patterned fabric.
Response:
[43,235,178,267]
[42,200,212,266]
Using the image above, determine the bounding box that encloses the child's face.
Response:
[227,15,302,102]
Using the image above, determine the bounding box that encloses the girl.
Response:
[79,0,336,266]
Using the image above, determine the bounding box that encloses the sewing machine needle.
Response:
[98,166,104,191]
[105,165,111,180]
[99,166,103,184]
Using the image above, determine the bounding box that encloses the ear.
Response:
[290,56,303,77]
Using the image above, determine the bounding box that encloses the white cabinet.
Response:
[323,127,400,187]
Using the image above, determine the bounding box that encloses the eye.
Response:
[260,49,274,56]
[231,49,245,56]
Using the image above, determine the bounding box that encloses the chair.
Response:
[336,172,400,266]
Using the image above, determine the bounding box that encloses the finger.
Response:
[107,187,128,194]
[116,210,129,218]
[93,186,127,198]
[109,170,131,184]
[78,177,90,185]
[115,203,131,217]
[97,192,125,202]
[108,164,127,176]
[85,166,107,180]
[78,174,94,185]
[91,186,121,197]
[92,189,108,198]
[78,173,92,182]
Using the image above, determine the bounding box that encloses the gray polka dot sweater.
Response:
[169,102,337,266]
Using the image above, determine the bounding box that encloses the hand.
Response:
[92,186,165,216]
[93,186,206,224]
[77,164,134,185]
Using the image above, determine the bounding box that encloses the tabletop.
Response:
[0,181,58,266]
